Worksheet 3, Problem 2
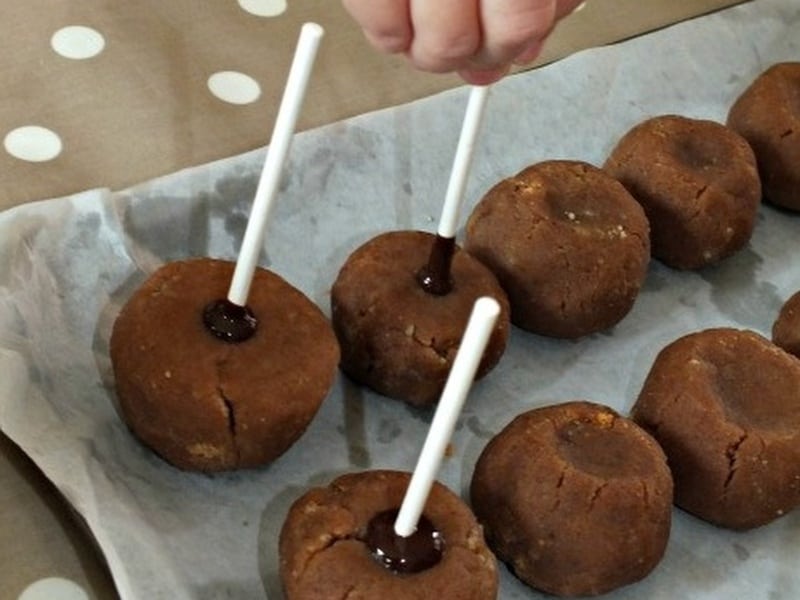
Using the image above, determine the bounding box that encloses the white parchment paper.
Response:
[1,0,799,598]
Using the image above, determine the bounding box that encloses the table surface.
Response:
[0,1,748,598]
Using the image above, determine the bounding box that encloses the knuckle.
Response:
[366,29,412,54]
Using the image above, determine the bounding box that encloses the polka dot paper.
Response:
[0,0,749,213]
[0,1,302,210]
[4,126,63,162]
[50,26,106,60]
[238,0,287,17]
[207,70,262,105]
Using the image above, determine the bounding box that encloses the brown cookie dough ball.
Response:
[470,401,672,597]
[727,62,800,211]
[632,328,800,529]
[110,258,339,471]
[464,160,649,339]
[331,230,510,408]
[604,115,760,270]
[279,470,498,600]
[773,291,800,358]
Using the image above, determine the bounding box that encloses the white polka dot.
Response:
[207,71,262,105]
[18,577,89,600]
[237,0,287,17]
[51,26,105,60]
[4,126,63,162]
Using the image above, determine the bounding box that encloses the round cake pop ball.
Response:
[330,87,500,406]
[632,328,800,529]
[604,114,760,269]
[280,298,499,597]
[110,24,328,471]
[773,290,800,358]
[465,160,649,338]
[331,230,510,407]
[727,62,800,212]
[278,470,498,599]
[110,258,339,471]
[470,401,672,597]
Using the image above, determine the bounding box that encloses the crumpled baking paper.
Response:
[1,0,798,598]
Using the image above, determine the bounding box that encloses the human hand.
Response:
[342,0,587,85]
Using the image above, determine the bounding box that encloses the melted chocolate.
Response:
[202,298,258,343]
[364,509,444,574]
[416,235,456,296]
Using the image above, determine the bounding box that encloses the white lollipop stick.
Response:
[437,85,490,239]
[394,296,501,537]
[228,22,324,306]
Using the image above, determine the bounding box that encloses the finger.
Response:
[342,0,413,54]
[407,0,481,73]
[474,0,557,69]
[510,0,586,66]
